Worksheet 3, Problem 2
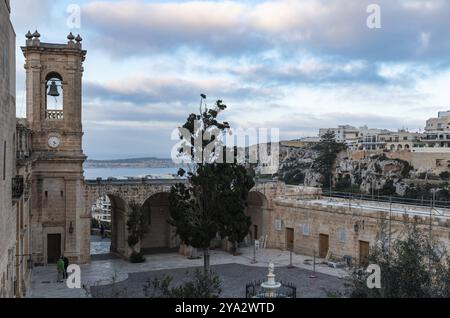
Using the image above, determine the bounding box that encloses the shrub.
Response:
[439,171,450,180]
[144,269,222,298]
[130,251,146,263]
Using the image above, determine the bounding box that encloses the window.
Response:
[45,72,64,119]
[339,229,347,242]
[275,219,283,231]
[1,45,7,79]
[302,224,310,236]
[2,141,6,181]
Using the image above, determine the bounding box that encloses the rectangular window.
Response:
[339,229,347,242]
[275,219,283,231]
[302,224,310,236]
[3,141,6,181]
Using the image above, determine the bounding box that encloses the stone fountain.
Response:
[260,263,282,298]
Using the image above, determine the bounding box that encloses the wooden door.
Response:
[319,234,329,258]
[359,241,370,267]
[47,234,61,264]
[286,228,294,251]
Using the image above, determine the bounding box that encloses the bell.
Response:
[47,81,60,97]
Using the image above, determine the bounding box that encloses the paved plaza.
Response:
[90,235,111,255]
[28,247,349,298]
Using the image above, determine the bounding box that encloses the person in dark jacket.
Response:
[62,255,69,279]
[100,223,105,239]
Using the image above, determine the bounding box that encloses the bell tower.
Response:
[22,31,89,264]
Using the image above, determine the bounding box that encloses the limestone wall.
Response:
[267,197,450,264]
[0,0,16,298]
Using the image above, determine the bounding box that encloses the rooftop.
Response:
[277,196,450,221]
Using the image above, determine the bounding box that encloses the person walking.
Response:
[57,257,65,283]
[100,223,105,239]
[62,255,69,279]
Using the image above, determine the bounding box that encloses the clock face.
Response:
[48,136,61,148]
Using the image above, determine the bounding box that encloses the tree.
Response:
[126,202,149,263]
[347,222,450,298]
[143,269,222,298]
[312,131,346,188]
[169,96,255,272]
[91,217,100,229]
[379,179,396,196]
[439,171,450,180]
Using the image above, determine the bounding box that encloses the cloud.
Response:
[10,0,53,28]
[84,75,281,106]
[82,0,450,61]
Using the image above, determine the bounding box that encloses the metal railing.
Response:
[245,280,297,298]
[322,190,450,209]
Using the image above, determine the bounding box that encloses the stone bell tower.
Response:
[22,31,89,265]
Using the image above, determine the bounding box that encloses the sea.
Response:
[84,167,180,180]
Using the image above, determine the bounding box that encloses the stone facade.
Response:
[83,179,287,260]
[21,33,87,266]
[0,0,18,297]
[267,194,450,265]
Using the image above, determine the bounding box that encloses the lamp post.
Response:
[251,239,259,264]
[310,251,317,279]
[287,248,296,269]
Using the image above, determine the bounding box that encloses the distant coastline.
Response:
[85,157,179,169]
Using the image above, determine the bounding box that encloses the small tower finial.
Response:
[67,32,75,41]
[26,31,33,39]
[32,30,40,38]
[75,34,82,42]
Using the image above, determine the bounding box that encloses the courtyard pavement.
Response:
[28,247,349,298]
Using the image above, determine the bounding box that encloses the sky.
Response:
[10,0,450,159]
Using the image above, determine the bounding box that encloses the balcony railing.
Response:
[12,176,24,200]
[46,109,64,120]
[16,150,30,160]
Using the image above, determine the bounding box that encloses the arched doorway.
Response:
[140,193,179,254]
[89,194,127,259]
[244,191,268,246]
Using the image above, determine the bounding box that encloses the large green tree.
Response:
[312,130,346,188]
[347,222,450,298]
[169,96,255,272]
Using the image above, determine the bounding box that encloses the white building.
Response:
[417,111,450,150]
[92,195,112,225]
[319,125,360,149]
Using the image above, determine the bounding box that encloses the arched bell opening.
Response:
[45,72,64,119]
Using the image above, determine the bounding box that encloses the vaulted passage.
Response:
[140,193,179,254]
[244,191,268,245]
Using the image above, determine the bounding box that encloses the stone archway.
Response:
[85,192,129,259]
[244,191,268,246]
[109,195,128,256]
[140,192,179,254]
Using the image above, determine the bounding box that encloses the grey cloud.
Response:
[81,0,450,62]
[84,77,281,107]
